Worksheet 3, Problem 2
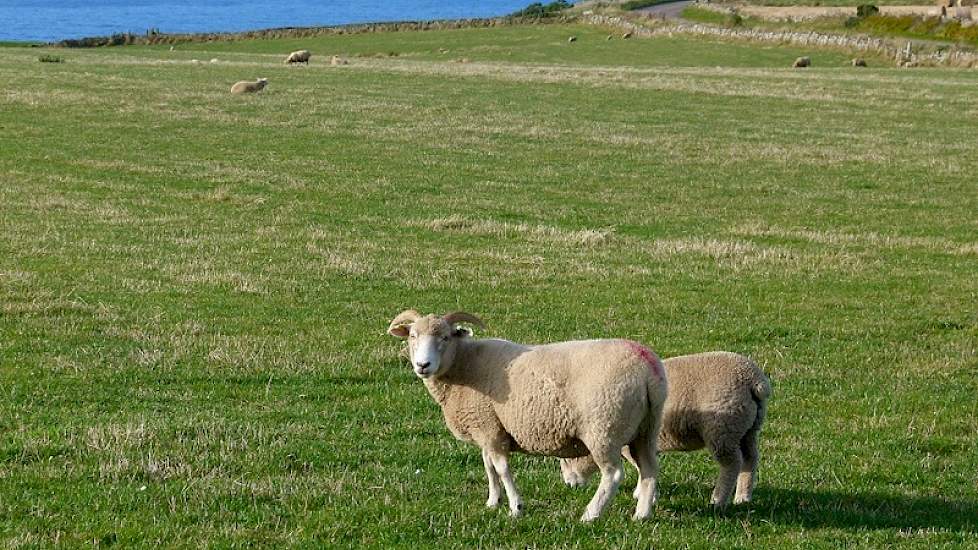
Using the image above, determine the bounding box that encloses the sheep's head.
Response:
[257,77,268,87]
[387,310,484,379]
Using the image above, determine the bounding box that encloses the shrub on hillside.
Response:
[725,12,744,27]
[856,4,880,18]
[510,0,571,18]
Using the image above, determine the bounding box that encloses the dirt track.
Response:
[635,0,695,19]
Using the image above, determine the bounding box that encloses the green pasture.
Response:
[1,22,976,547]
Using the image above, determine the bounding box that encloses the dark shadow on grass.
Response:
[674,485,978,533]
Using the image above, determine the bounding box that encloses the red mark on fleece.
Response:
[624,340,663,380]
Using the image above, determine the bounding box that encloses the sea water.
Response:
[2,0,545,42]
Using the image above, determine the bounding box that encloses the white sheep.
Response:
[559,351,771,508]
[230,78,267,94]
[851,58,868,67]
[387,310,668,522]
[284,49,311,65]
[793,56,811,68]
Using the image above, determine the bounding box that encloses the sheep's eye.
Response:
[408,334,416,340]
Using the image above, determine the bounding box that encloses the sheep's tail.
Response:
[746,361,771,430]
[645,357,668,455]
[750,374,771,403]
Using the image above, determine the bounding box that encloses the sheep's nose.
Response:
[416,361,431,369]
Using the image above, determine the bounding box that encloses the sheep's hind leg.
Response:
[482,449,502,508]
[580,448,622,522]
[488,451,523,517]
[629,438,660,520]
[618,446,643,499]
[734,428,760,505]
[710,442,743,509]
[560,459,585,488]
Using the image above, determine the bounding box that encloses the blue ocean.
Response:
[1,0,546,42]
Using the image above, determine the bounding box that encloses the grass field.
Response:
[2,22,977,547]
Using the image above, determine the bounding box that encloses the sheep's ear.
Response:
[387,309,420,339]
[443,311,485,330]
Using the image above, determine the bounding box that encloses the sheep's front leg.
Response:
[482,449,501,508]
[581,449,622,522]
[488,451,523,517]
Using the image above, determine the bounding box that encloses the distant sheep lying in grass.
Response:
[285,50,311,64]
[560,351,771,509]
[230,78,267,94]
[387,310,668,522]
[793,56,811,68]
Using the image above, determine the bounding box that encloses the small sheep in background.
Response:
[330,55,348,66]
[560,351,771,509]
[568,35,577,42]
[284,49,311,65]
[388,310,668,522]
[793,56,811,68]
[622,32,633,39]
[852,58,868,67]
[230,78,268,94]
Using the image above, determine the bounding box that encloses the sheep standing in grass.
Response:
[793,56,811,68]
[387,310,668,522]
[560,351,771,508]
[230,78,268,94]
[285,49,311,64]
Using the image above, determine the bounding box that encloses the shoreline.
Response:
[45,14,576,48]
[0,0,578,44]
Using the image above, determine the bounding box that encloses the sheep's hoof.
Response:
[580,510,599,523]
[732,495,751,505]
[485,497,500,508]
[509,503,523,517]
[631,511,651,521]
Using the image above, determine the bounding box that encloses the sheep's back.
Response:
[493,339,660,456]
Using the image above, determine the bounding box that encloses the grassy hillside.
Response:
[1,23,976,547]
[158,24,867,67]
